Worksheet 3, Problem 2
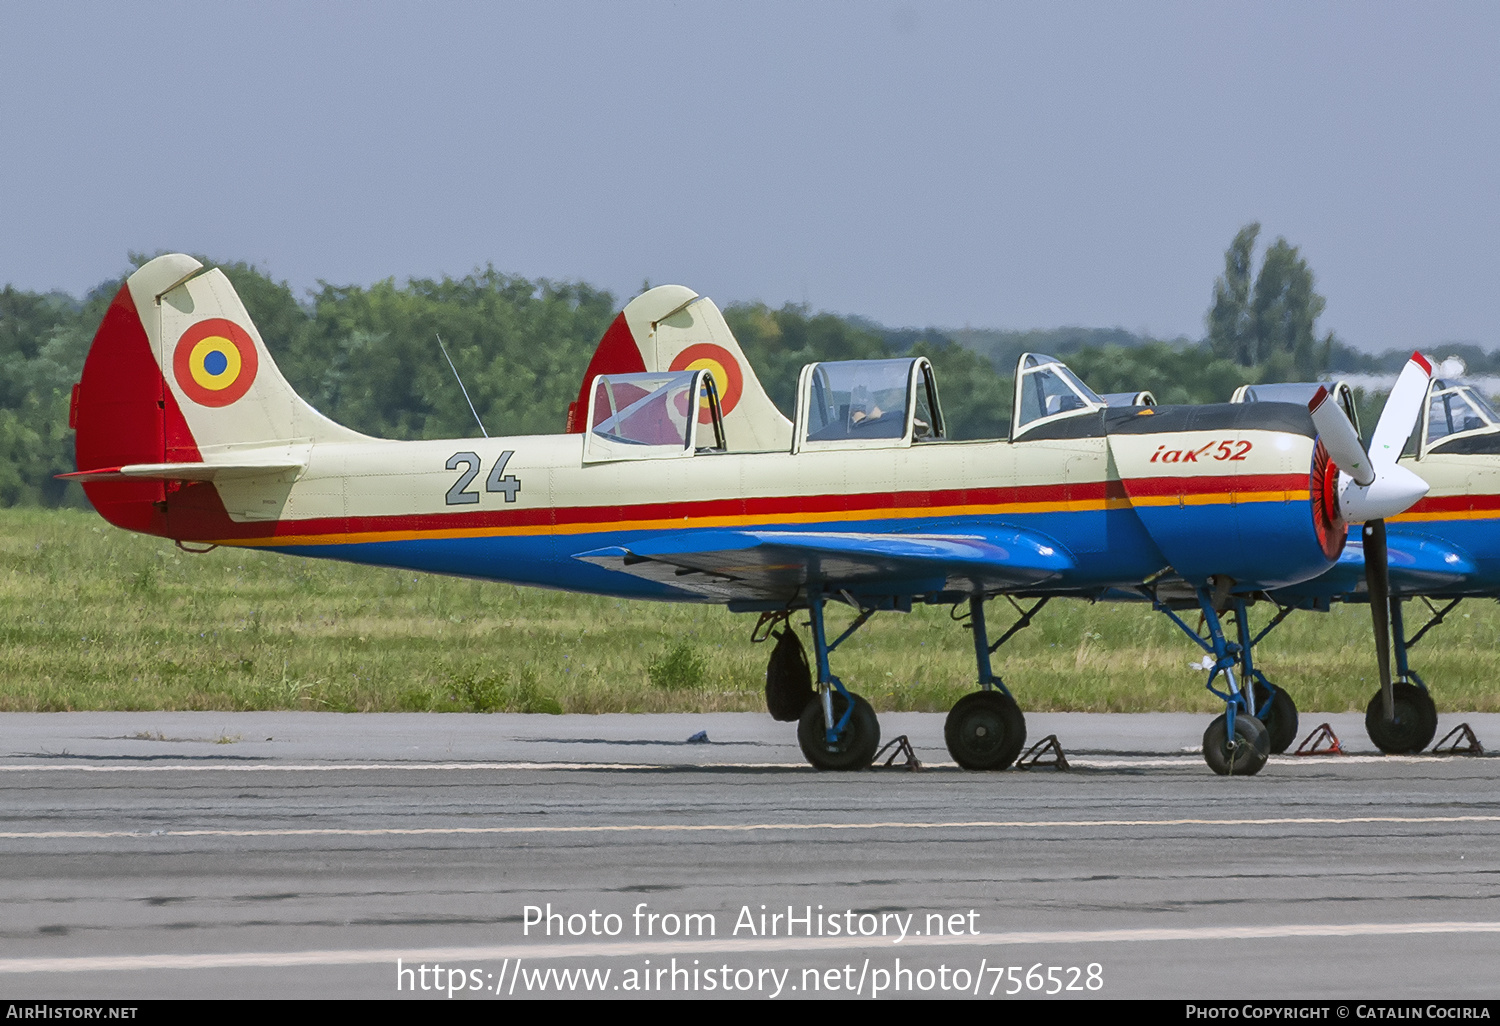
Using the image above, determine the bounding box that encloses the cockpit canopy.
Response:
[584,370,725,462]
[793,357,944,451]
[1012,353,1106,439]
[1231,380,1360,435]
[1423,379,1500,455]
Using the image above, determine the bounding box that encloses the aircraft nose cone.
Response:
[1340,463,1429,523]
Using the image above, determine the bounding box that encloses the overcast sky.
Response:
[2,1,1496,351]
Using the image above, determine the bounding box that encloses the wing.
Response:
[572,527,1074,602]
[1273,530,1478,599]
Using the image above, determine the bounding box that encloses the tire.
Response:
[1202,712,1270,776]
[764,628,814,722]
[1365,682,1438,754]
[1251,681,1299,755]
[797,692,880,770]
[944,691,1027,771]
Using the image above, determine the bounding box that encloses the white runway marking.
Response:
[5,814,1500,840]
[0,753,1450,773]
[4,921,1500,974]
[0,761,807,772]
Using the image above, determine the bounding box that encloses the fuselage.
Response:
[152,415,1332,602]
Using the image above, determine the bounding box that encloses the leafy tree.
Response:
[1208,223,1259,367]
[908,338,1011,440]
[723,302,887,417]
[1208,223,1330,378]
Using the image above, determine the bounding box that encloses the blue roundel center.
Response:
[204,350,229,376]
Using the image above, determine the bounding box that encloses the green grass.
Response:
[1,508,1497,714]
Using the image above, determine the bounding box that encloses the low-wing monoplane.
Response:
[1220,373,1500,755]
[67,255,1430,775]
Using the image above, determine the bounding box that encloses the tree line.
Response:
[0,226,1474,508]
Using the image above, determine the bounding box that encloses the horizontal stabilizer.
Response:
[59,460,305,483]
[573,527,1073,601]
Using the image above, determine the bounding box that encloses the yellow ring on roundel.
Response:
[669,342,744,419]
[188,337,243,391]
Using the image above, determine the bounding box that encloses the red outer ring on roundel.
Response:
[1309,439,1347,561]
[173,318,259,408]
[670,343,744,417]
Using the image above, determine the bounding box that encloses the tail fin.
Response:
[568,285,792,451]
[71,253,363,533]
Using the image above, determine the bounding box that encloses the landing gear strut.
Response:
[943,596,1036,770]
[1155,587,1270,776]
[795,595,881,770]
[1230,599,1299,755]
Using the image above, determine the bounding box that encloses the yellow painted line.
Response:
[5,813,1500,840]
[1392,509,1500,523]
[3,921,1499,973]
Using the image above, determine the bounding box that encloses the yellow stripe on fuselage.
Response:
[208,492,1302,549]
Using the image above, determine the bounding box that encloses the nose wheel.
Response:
[1203,712,1270,776]
[798,692,880,770]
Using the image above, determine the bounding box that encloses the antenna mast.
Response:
[435,334,488,438]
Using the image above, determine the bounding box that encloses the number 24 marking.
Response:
[445,451,520,505]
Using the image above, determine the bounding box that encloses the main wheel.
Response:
[797,692,880,770]
[1202,712,1270,776]
[1251,681,1299,755]
[944,691,1027,771]
[1365,681,1438,754]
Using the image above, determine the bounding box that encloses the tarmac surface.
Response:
[3,710,1500,1000]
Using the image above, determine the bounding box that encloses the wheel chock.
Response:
[1293,723,1346,756]
[1016,734,1069,771]
[1431,723,1484,756]
[872,735,922,771]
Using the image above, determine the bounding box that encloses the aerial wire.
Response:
[435,333,488,438]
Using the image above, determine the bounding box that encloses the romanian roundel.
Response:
[172,318,259,407]
[669,343,744,421]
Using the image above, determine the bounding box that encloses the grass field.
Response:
[2,508,1497,714]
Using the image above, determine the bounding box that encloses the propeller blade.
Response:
[1308,386,1374,486]
[1368,351,1433,467]
[1363,519,1395,722]
[1329,354,1433,522]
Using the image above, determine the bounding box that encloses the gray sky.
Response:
[2,1,1496,351]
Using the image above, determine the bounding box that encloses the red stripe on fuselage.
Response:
[1118,472,1308,497]
[1405,493,1500,515]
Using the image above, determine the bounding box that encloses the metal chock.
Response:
[1431,723,1484,756]
[1015,734,1070,771]
[872,735,922,771]
[1293,723,1346,757]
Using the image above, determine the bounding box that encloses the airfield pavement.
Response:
[3,710,1500,1001]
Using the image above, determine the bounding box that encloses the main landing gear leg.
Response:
[943,595,1032,771]
[1365,596,1445,754]
[795,594,881,770]
[1155,588,1269,776]
[1231,599,1299,755]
